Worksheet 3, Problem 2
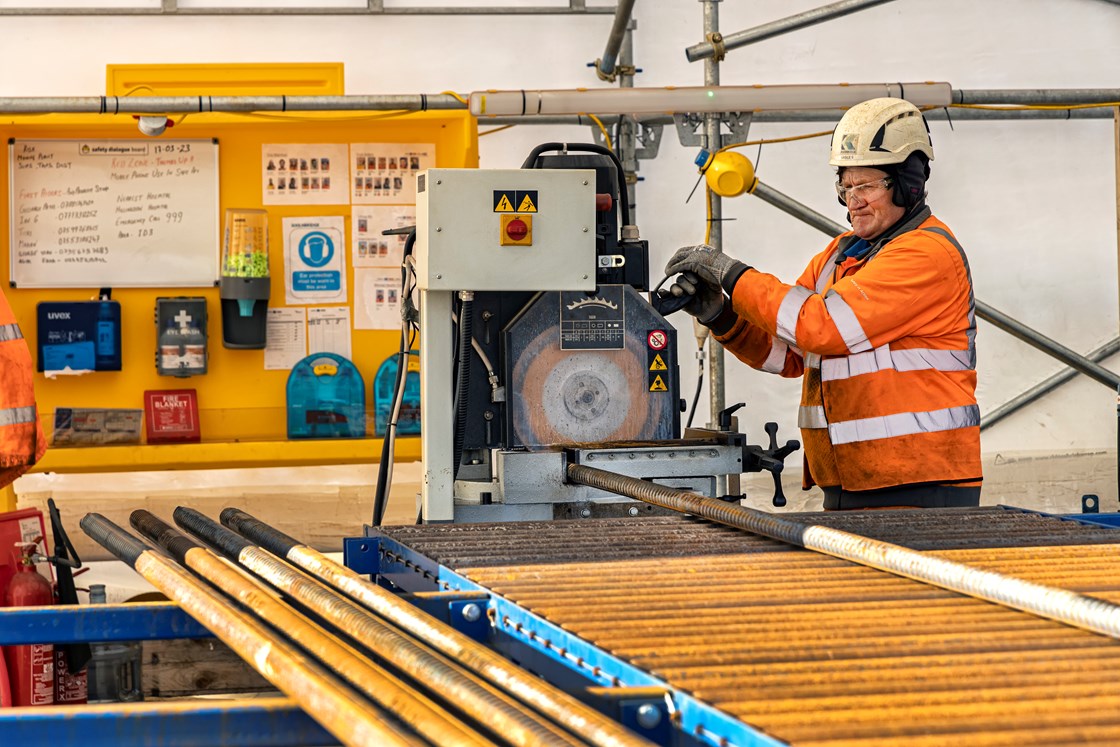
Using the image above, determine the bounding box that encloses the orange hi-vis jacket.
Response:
[0,291,45,488]
[714,209,981,492]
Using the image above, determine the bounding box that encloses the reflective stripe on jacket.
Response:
[0,290,45,487]
[714,211,981,492]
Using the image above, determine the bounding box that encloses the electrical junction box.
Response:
[414,168,596,292]
[156,297,208,377]
[36,300,122,373]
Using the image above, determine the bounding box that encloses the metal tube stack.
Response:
[80,509,656,747]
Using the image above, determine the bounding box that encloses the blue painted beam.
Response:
[1063,512,1120,528]
[0,602,211,644]
[0,697,337,746]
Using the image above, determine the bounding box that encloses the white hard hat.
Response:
[829,97,934,168]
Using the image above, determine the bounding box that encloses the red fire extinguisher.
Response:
[3,540,55,706]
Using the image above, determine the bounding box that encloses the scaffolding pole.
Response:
[685,0,899,62]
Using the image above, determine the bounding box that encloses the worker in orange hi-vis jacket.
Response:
[0,288,45,489]
[666,97,981,510]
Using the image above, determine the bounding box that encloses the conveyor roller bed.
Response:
[376,507,1120,746]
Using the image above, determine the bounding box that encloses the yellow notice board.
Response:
[1,66,477,472]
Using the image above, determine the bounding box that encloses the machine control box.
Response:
[415,168,596,292]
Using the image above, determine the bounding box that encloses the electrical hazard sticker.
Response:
[517,192,538,212]
[494,190,539,212]
[649,374,668,392]
[648,353,667,371]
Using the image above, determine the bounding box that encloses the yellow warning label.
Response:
[494,194,515,212]
[649,354,667,371]
[517,193,537,213]
[649,375,668,392]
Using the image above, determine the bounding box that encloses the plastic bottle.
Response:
[86,584,143,703]
[94,302,116,370]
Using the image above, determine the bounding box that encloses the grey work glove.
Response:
[669,271,724,324]
[664,243,749,294]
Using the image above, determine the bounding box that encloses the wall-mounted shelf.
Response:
[32,436,420,474]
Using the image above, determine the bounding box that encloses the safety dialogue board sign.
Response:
[283,216,347,305]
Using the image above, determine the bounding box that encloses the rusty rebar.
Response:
[79,513,423,747]
[129,510,491,747]
[566,463,1120,640]
[174,507,629,747]
[218,507,655,747]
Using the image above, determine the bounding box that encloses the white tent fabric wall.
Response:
[6,0,1120,512]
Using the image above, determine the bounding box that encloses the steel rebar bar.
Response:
[129,510,493,747]
[78,513,424,747]
[565,463,1120,639]
[174,508,643,747]
[218,508,655,747]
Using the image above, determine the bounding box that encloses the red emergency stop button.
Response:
[500,213,533,246]
[506,218,528,241]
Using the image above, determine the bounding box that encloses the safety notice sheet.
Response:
[264,307,307,370]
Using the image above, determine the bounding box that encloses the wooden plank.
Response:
[142,638,274,699]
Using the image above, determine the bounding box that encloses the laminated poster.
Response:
[355,268,406,330]
[308,306,352,361]
[264,307,306,371]
[283,216,347,305]
[262,144,350,206]
[352,205,414,268]
[349,143,434,205]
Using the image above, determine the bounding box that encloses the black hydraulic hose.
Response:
[452,295,473,480]
[372,230,416,526]
[372,333,407,527]
[520,142,632,230]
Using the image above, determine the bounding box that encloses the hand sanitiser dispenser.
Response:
[220,208,270,348]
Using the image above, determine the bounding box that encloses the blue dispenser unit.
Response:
[373,350,421,437]
[286,353,366,439]
[37,300,121,372]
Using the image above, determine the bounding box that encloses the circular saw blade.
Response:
[510,328,654,447]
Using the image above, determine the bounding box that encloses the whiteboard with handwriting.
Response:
[8,139,220,288]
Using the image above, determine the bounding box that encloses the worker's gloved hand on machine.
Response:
[664,243,750,325]
[666,271,724,323]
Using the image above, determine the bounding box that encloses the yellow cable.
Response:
[231,110,418,123]
[584,113,613,151]
[440,90,468,106]
[479,125,514,137]
[717,128,834,155]
[119,85,156,97]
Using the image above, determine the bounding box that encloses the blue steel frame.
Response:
[351,534,787,747]
[1063,512,1120,528]
[997,503,1120,530]
[0,602,336,746]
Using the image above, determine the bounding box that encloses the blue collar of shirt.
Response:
[841,237,873,260]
